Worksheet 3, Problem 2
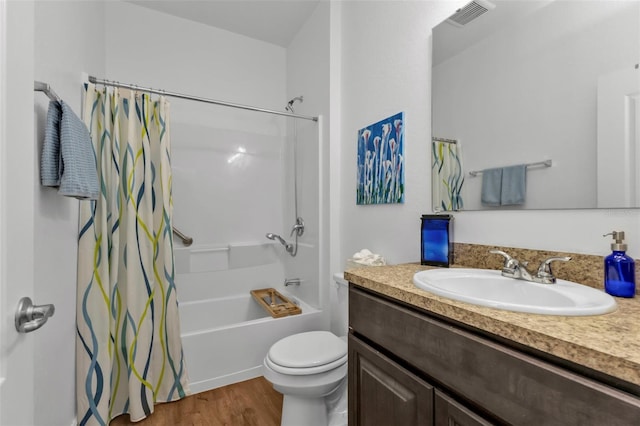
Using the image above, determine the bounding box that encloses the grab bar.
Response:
[173,226,193,247]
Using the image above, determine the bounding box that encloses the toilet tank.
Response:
[330,272,349,337]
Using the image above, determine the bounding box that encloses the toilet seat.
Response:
[266,353,347,375]
[266,331,347,376]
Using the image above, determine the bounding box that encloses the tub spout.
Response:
[284,278,301,287]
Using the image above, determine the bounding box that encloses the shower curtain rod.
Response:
[88,76,318,122]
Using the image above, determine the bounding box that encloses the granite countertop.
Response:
[344,263,640,389]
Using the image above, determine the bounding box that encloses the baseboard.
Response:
[188,366,263,394]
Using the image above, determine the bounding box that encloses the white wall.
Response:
[286,1,330,317]
[33,2,106,425]
[2,1,36,424]
[337,0,640,270]
[338,1,446,266]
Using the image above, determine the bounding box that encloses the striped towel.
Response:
[40,101,62,186]
[40,100,99,200]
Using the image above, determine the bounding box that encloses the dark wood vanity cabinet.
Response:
[348,286,640,426]
[348,334,435,425]
[349,332,492,426]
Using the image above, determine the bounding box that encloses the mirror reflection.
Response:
[432,0,640,211]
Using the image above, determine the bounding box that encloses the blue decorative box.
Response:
[421,215,453,267]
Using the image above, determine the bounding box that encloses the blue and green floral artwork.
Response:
[357,112,405,205]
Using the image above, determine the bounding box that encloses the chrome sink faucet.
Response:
[490,250,571,284]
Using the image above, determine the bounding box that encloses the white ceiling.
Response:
[128,0,321,47]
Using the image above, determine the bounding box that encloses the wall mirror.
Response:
[432,0,640,211]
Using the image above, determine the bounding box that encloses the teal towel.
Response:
[40,101,63,186]
[481,168,502,206]
[58,101,98,200]
[501,164,527,205]
[40,100,98,200]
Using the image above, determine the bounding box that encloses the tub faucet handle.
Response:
[290,217,305,237]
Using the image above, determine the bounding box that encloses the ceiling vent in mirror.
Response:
[447,0,496,27]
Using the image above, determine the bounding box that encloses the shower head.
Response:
[266,232,294,254]
[286,96,304,112]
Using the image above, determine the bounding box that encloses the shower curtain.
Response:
[432,139,464,211]
[76,84,190,425]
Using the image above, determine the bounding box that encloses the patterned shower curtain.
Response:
[76,84,190,425]
[432,139,464,211]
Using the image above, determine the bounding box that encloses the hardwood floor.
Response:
[110,377,282,426]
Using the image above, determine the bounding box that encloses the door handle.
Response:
[14,297,55,333]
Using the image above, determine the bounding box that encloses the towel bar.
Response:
[34,81,62,103]
[469,159,552,177]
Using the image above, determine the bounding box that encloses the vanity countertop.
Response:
[344,263,640,389]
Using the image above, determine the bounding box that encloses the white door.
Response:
[0,0,36,424]
[597,65,640,208]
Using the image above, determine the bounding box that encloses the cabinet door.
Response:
[435,390,496,426]
[348,334,434,426]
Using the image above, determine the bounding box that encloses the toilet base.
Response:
[281,394,327,426]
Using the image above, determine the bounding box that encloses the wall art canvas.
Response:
[357,112,405,205]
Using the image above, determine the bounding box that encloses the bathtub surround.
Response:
[76,84,189,424]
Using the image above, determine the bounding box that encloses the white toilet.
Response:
[263,273,349,426]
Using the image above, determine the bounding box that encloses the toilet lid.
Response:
[268,331,347,369]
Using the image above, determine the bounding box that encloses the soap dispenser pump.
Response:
[603,231,636,298]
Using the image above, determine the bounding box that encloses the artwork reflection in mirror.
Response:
[432,0,640,210]
[432,138,464,212]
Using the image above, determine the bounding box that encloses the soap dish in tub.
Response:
[251,288,302,318]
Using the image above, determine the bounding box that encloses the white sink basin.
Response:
[413,268,617,316]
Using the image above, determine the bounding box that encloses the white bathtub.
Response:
[179,292,323,394]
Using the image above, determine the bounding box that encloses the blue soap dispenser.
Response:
[603,231,636,298]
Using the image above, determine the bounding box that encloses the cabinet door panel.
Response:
[348,334,434,426]
[350,287,640,426]
[435,390,495,426]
